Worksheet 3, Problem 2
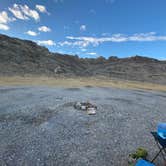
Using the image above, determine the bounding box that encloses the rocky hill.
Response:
[0,34,166,84]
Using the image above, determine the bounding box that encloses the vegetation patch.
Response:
[128,147,148,165]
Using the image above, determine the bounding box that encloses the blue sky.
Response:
[0,0,166,59]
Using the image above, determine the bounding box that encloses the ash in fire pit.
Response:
[74,102,97,115]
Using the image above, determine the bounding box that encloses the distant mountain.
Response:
[0,34,166,84]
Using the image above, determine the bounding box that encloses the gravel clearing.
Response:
[0,86,166,166]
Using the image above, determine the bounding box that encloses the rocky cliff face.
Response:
[0,34,166,84]
[0,34,88,76]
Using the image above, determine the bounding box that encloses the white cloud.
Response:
[66,36,101,47]
[26,30,38,36]
[86,52,97,55]
[0,11,15,24]
[81,48,87,52]
[37,40,56,46]
[59,40,90,48]
[59,41,73,47]
[9,4,40,21]
[38,26,51,32]
[0,24,10,30]
[0,11,15,31]
[9,4,28,20]
[20,5,40,21]
[36,5,46,13]
[36,5,49,14]
[58,32,166,48]
[80,25,86,31]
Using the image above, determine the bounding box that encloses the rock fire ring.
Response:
[74,102,97,115]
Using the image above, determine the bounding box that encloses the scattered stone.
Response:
[87,107,96,115]
[74,102,82,110]
[81,105,87,111]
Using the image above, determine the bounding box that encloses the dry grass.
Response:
[0,76,166,92]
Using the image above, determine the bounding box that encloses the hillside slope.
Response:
[0,34,166,84]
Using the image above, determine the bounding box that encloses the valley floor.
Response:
[0,76,166,91]
[0,86,166,165]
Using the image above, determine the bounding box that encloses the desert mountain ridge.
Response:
[0,33,166,84]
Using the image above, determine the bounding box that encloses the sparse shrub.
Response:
[128,147,148,166]
[130,147,148,159]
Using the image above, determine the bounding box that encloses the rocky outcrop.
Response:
[0,34,166,84]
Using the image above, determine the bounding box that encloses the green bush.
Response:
[129,147,148,159]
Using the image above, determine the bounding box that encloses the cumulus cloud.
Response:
[37,40,56,46]
[26,30,38,36]
[36,5,46,13]
[9,4,28,20]
[38,26,51,32]
[0,11,16,31]
[0,11,15,24]
[0,24,10,30]
[80,25,86,31]
[9,4,40,21]
[59,32,166,48]
[20,5,40,21]
[36,5,49,14]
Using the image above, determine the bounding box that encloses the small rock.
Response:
[74,102,82,109]
[81,105,87,110]
[87,108,96,115]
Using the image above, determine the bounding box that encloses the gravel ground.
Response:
[0,86,166,166]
